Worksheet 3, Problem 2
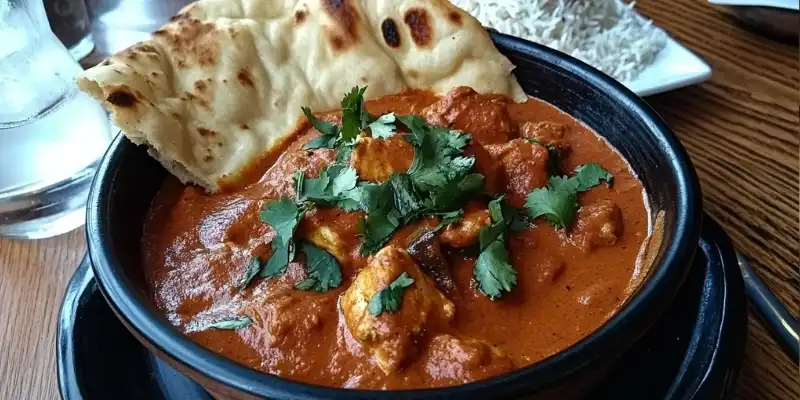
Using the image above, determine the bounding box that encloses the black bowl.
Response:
[86,32,702,399]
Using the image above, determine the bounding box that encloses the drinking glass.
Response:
[0,0,112,239]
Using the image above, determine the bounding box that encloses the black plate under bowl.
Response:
[57,214,746,400]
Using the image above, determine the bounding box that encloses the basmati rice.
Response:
[450,0,668,82]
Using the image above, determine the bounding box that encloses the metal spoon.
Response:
[736,251,799,362]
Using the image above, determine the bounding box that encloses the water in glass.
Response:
[0,0,112,239]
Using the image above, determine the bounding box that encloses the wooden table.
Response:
[0,0,797,399]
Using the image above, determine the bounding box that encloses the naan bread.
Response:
[77,0,526,192]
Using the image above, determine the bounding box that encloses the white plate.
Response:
[623,36,712,97]
[708,0,799,10]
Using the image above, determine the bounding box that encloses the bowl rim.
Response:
[86,32,702,399]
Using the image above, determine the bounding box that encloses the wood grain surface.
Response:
[0,0,797,399]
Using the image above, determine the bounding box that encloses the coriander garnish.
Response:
[367,272,415,316]
[258,196,304,278]
[258,195,343,292]
[239,256,262,288]
[202,316,253,331]
[295,242,344,292]
[524,162,613,229]
[302,86,371,150]
[368,112,397,139]
[474,196,518,300]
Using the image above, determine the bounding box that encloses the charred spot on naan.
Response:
[197,128,217,137]
[321,0,361,51]
[294,9,308,24]
[155,18,219,68]
[447,11,462,25]
[237,69,254,87]
[106,90,138,108]
[381,18,401,48]
[404,8,432,47]
[137,44,159,54]
[182,92,211,109]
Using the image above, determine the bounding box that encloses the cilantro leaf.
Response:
[340,86,369,144]
[295,165,361,210]
[357,173,426,255]
[335,188,363,212]
[335,144,355,164]
[259,196,304,279]
[397,114,428,146]
[524,163,613,230]
[296,171,330,202]
[474,238,517,300]
[473,196,518,300]
[260,196,303,246]
[488,196,504,223]
[367,272,415,316]
[525,183,578,229]
[295,242,343,292]
[432,209,464,231]
[400,115,474,201]
[203,316,253,331]
[301,106,339,137]
[239,257,262,288]
[302,107,339,150]
[573,162,613,192]
[369,112,397,139]
[548,175,581,193]
[359,211,401,255]
[425,173,483,212]
[260,239,296,278]
[329,165,358,196]
[388,174,424,222]
[355,181,392,214]
[302,87,371,150]
[303,134,338,150]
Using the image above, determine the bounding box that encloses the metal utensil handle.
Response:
[736,251,799,362]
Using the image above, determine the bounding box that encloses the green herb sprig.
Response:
[524,162,613,230]
[367,272,415,316]
[473,196,520,300]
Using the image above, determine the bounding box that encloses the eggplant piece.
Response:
[407,230,457,295]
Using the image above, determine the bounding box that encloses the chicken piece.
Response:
[519,121,569,152]
[464,143,502,194]
[422,87,515,145]
[340,246,455,374]
[570,200,623,252]
[440,204,491,248]
[350,136,414,182]
[485,139,550,208]
[423,334,514,384]
[298,208,362,267]
[244,290,333,348]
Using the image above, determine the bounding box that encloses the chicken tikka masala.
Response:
[142,86,650,389]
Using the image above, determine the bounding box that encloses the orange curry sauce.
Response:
[142,89,649,389]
